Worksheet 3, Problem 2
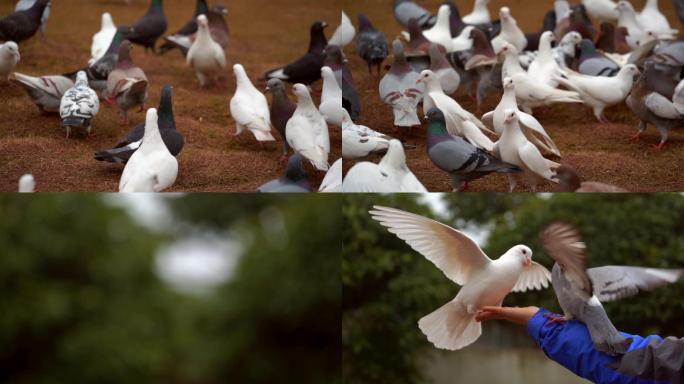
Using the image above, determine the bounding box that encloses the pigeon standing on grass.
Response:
[379,39,424,129]
[159,0,209,54]
[230,64,276,143]
[91,13,117,64]
[319,66,343,127]
[369,206,551,350]
[540,222,683,355]
[59,71,100,138]
[127,0,168,52]
[286,84,330,171]
[103,40,149,125]
[15,0,50,35]
[265,79,295,162]
[9,72,73,113]
[0,42,20,78]
[187,14,226,87]
[356,14,389,75]
[256,154,312,193]
[0,0,50,42]
[264,22,328,85]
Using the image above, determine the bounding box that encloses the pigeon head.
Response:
[425,108,446,123]
[619,64,640,79]
[265,78,286,94]
[197,14,209,29]
[158,85,175,129]
[503,109,518,124]
[286,154,308,182]
[508,245,533,267]
[2,41,19,60]
[436,4,451,21]
[502,77,514,90]
[540,31,556,45]
[18,174,35,193]
[416,70,437,85]
[321,66,335,81]
[357,14,374,31]
[117,40,134,66]
[563,31,582,46]
[75,71,89,87]
[324,45,346,66]
[211,4,228,16]
[499,6,511,20]
[102,12,114,28]
[292,84,312,101]
[496,42,516,56]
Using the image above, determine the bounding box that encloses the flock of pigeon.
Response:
[370,205,683,355]
[339,0,684,193]
[1,0,345,193]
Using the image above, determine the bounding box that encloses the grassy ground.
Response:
[0,0,340,192]
[340,0,684,192]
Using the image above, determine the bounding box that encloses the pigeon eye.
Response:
[522,249,527,255]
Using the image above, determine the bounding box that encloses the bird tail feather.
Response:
[418,301,481,351]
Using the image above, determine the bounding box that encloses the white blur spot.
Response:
[420,193,448,219]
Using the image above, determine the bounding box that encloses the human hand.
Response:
[475,306,540,326]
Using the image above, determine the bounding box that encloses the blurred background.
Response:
[0,194,341,383]
[343,194,684,384]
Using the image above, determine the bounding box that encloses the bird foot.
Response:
[652,143,666,151]
[279,154,289,165]
[458,182,470,192]
[105,97,116,106]
[629,133,642,142]
[543,313,566,325]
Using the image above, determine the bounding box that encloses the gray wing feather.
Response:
[588,266,683,302]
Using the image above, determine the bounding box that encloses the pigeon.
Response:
[64,26,134,92]
[491,7,527,53]
[554,31,583,68]
[425,108,520,192]
[572,39,620,77]
[626,64,684,150]
[418,70,495,151]
[429,44,460,95]
[286,84,330,171]
[324,45,361,120]
[462,0,491,25]
[482,77,561,157]
[555,4,596,42]
[553,165,629,192]
[464,28,497,70]
[0,41,20,78]
[556,64,640,122]
[158,0,209,54]
[119,108,178,192]
[9,72,73,114]
[91,13,117,64]
[527,31,563,88]
[379,39,424,128]
[319,158,342,193]
[582,0,618,22]
[319,66,343,127]
[449,25,475,53]
[404,18,432,71]
[446,1,469,38]
[422,5,454,51]
[265,78,295,161]
[369,206,550,351]
[95,85,184,164]
[595,22,631,55]
[127,0,167,52]
[0,0,49,43]
[59,71,100,138]
[103,40,149,125]
[342,140,426,193]
[356,14,389,75]
[616,1,646,50]
[394,0,435,29]
[495,109,559,192]
[342,109,391,160]
[499,43,583,112]
[263,21,327,85]
[230,64,276,143]
[18,174,35,193]
[187,14,226,87]
[15,0,49,35]
[540,222,683,355]
[637,0,678,38]
[160,5,229,57]
[256,154,312,193]
[329,11,355,48]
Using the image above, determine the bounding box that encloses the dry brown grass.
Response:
[0,0,341,192]
[340,0,684,192]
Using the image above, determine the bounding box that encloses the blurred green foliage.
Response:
[343,194,684,384]
[0,194,341,384]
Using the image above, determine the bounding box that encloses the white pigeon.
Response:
[555,64,640,122]
[428,92,496,151]
[527,31,563,88]
[482,77,561,157]
[369,206,551,351]
[616,1,646,49]
[229,64,276,142]
[90,13,116,64]
[342,140,427,193]
[379,39,424,127]
[637,0,678,38]
[416,70,443,115]
[0,41,20,78]
[16,0,50,34]
[18,174,35,193]
[119,108,179,193]
[319,158,342,193]
[450,26,475,53]
[328,11,355,48]
[491,7,527,53]
[320,66,344,127]
[286,84,330,171]
[582,0,619,22]
[59,71,100,138]
[499,43,583,112]
[462,0,491,25]
[342,109,391,160]
[9,72,74,113]
[422,5,453,51]
[187,15,227,87]
[494,109,560,192]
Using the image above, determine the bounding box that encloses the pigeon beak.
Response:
[265,86,271,93]
[416,78,423,84]
[526,259,532,267]
[322,22,329,28]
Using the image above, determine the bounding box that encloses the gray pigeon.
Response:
[127,0,167,52]
[265,78,295,162]
[15,0,50,35]
[0,0,49,43]
[256,154,312,193]
[573,39,620,77]
[356,14,389,75]
[9,72,74,114]
[541,222,683,356]
[324,45,360,120]
[95,85,184,164]
[393,0,435,29]
[425,108,520,191]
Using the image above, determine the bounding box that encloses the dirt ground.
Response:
[340,0,684,192]
[0,0,340,192]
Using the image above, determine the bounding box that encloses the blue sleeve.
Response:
[527,308,670,384]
